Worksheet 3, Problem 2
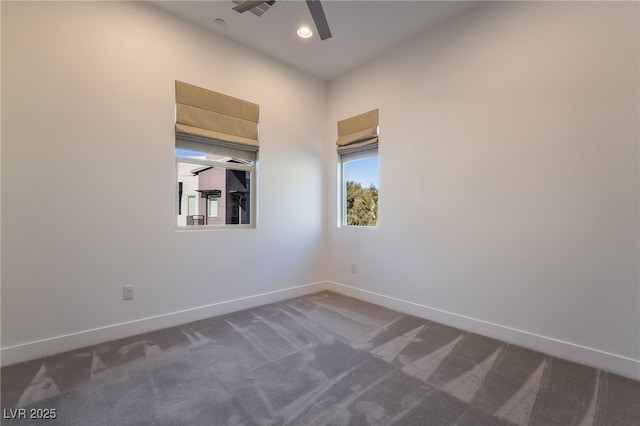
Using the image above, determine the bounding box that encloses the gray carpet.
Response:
[1,291,639,425]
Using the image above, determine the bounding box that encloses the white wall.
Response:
[326,2,639,378]
[1,1,327,363]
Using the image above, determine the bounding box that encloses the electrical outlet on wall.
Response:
[123,285,134,300]
[351,263,357,274]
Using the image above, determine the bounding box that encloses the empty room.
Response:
[1,1,638,425]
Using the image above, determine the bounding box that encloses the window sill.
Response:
[176,224,255,231]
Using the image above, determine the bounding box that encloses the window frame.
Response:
[339,147,379,228]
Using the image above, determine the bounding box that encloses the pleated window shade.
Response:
[336,109,379,154]
[175,81,259,160]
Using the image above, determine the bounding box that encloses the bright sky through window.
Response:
[176,149,204,158]
[344,155,379,188]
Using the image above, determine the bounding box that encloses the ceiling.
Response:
[150,1,477,80]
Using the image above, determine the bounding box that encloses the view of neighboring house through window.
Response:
[341,150,379,226]
[177,148,254,227]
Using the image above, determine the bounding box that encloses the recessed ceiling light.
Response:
[297,26,313,39]
[214,18,226,26]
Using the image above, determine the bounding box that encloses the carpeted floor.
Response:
[1,291,639,425]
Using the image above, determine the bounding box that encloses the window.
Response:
[187,195,196,216]
[177,148,254,227]
[207,195,218,218]
[335,108,380,227]
[175,81,259,229]
[341,149,379,227]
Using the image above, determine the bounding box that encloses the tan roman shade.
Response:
[175,81,259,152]
[336,109,379,154]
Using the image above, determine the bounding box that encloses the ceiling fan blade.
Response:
[306,0,332,40]
[233,0,269,13]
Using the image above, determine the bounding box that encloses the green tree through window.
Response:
[346,181,378,226]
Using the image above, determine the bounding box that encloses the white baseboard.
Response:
[5,280,638,380]
[327,281,640,381]
[1,281,329,367]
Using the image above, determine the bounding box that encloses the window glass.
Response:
[341,151,379,227]
[187,196,196,216]
[177,149,253,227]
[208,196,218,218]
